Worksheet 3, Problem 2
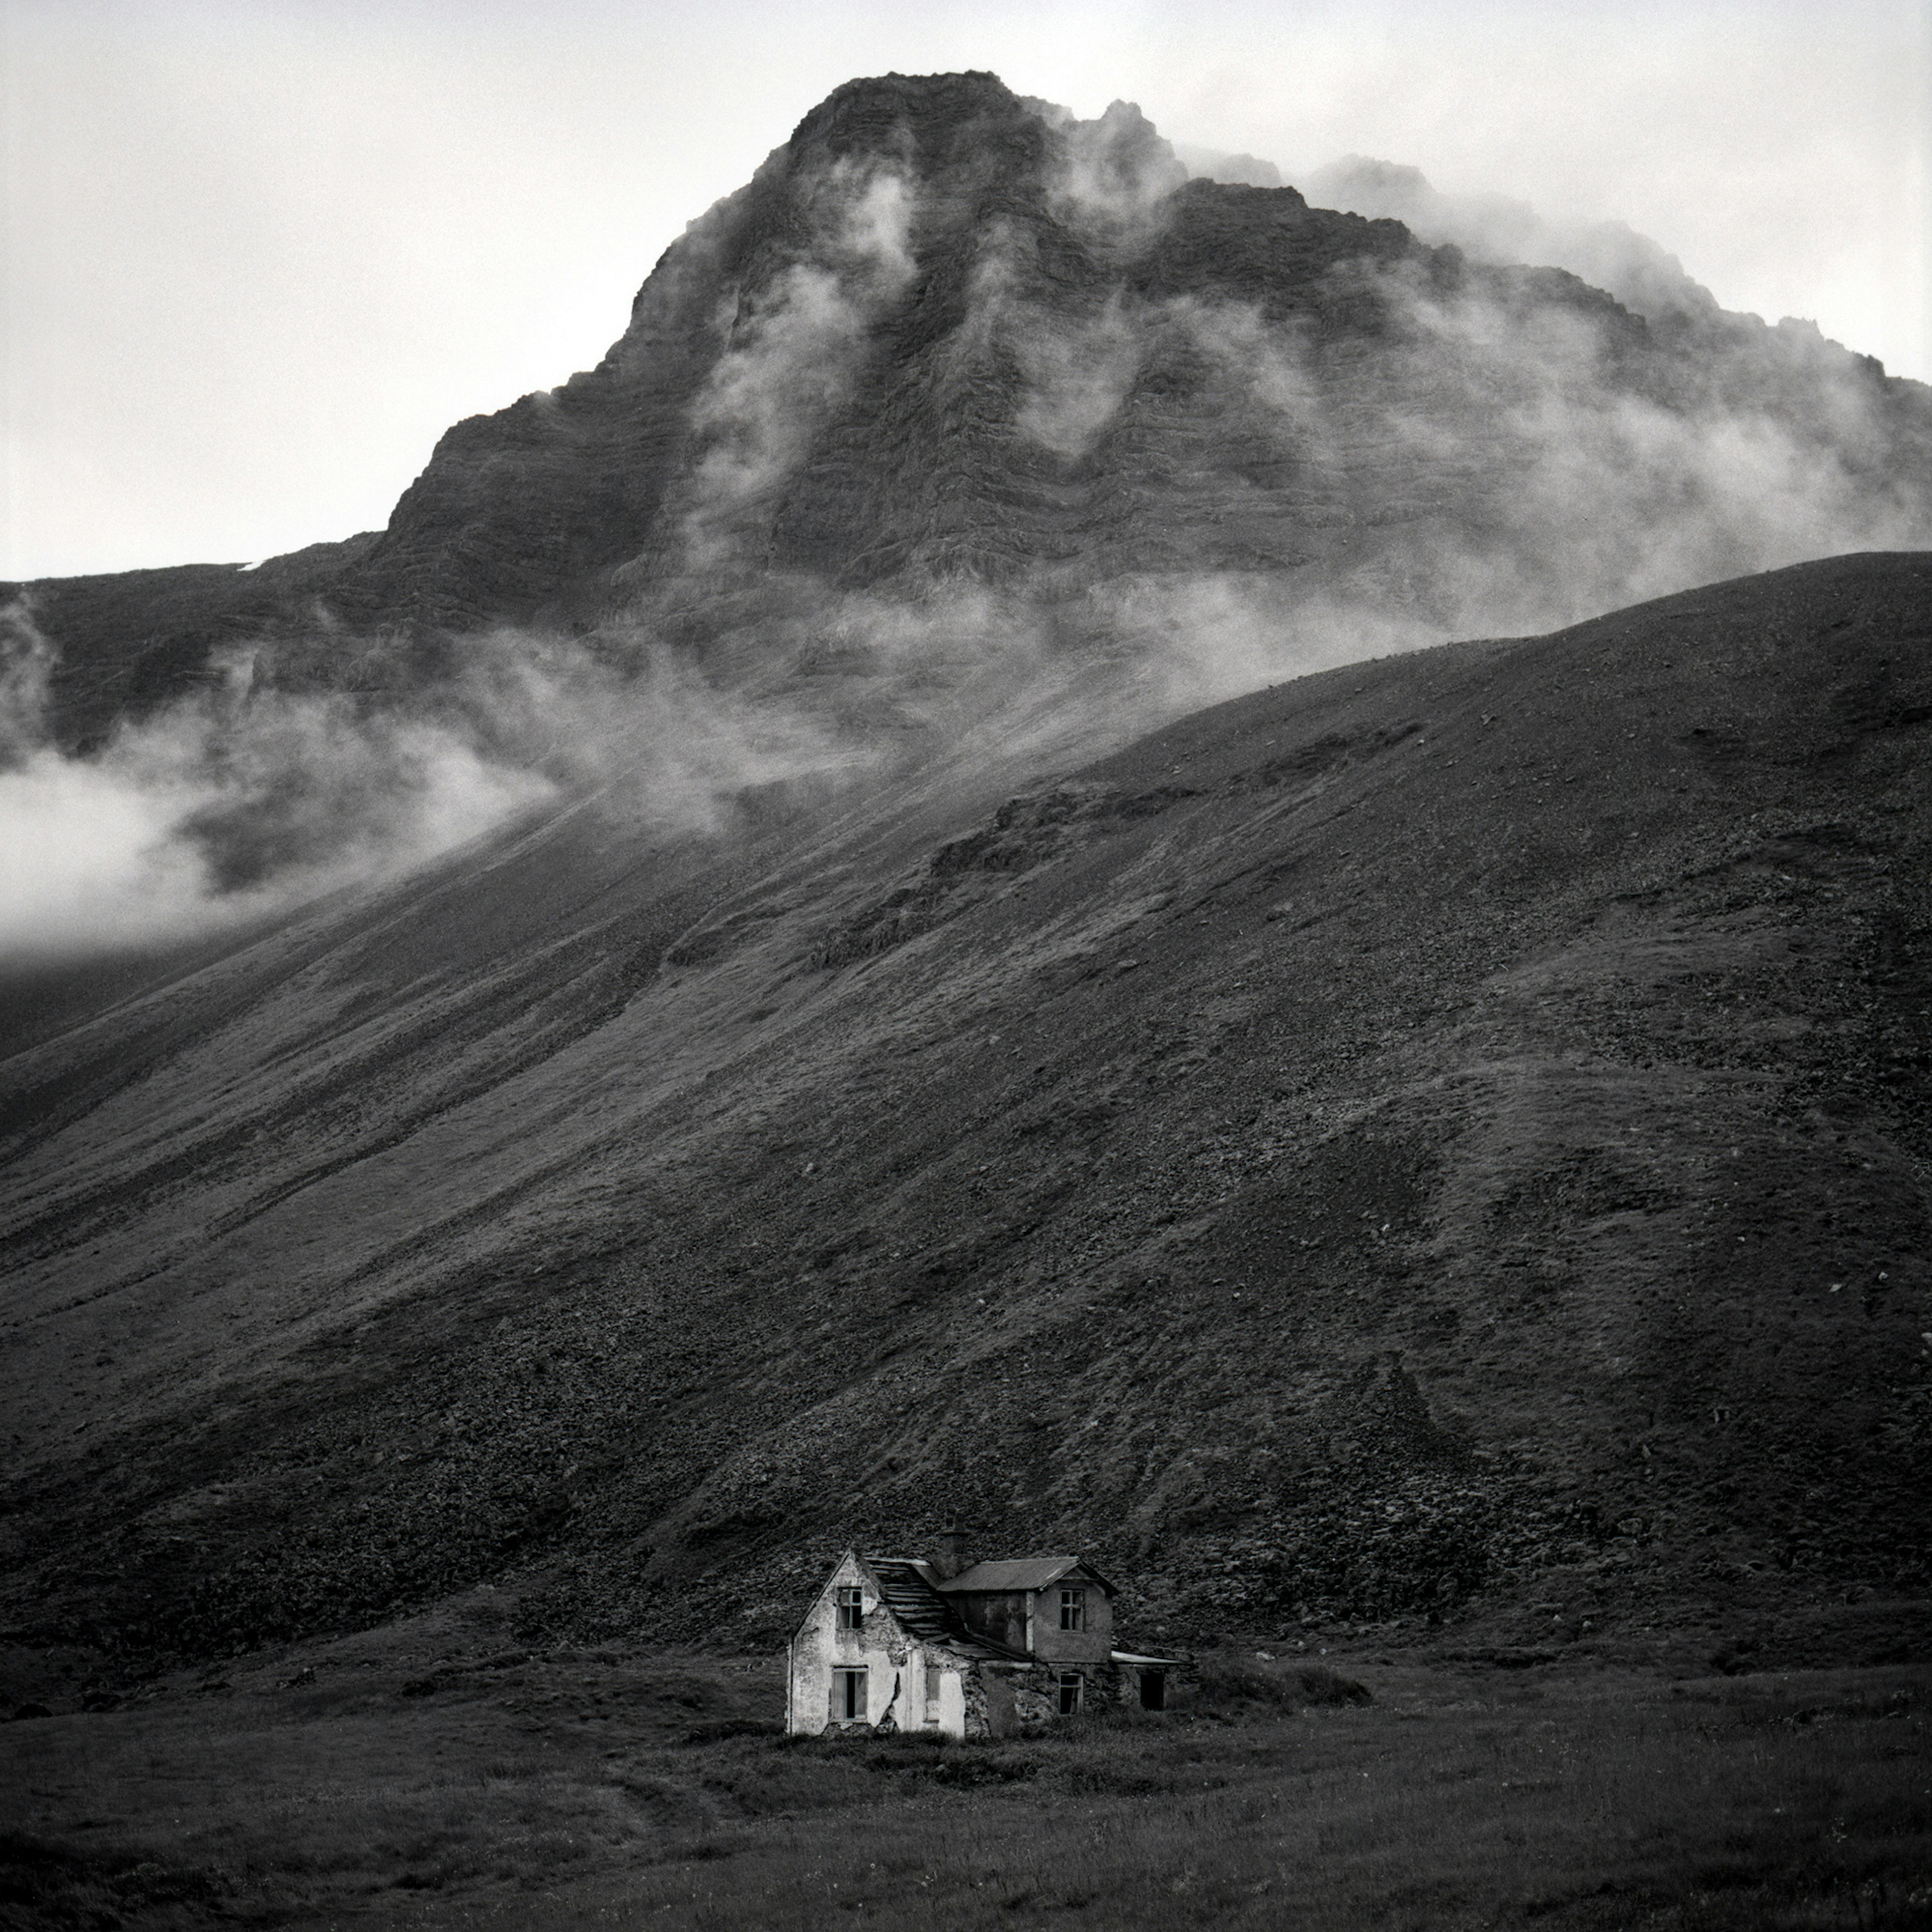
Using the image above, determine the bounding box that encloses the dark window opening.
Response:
[1139,1669,1166,1711]
[1058,1671,1083,1715]
[833,1668,868,1721]
[1060,1588,1085,1631]
[835,1586,864,1631]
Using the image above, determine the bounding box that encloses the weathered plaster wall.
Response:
[937,1667,968,1735]
[786,1553,971,1738]
[788,1551,878,1735]
[1026,1584,1114,1665]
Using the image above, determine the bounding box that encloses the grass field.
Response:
[3,1623,1927,1931]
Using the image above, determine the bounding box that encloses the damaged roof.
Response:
[865,1558,1029,1662]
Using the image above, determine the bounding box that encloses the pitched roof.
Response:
[866,1559,961,1644]
[936,1555,1115,1595]
[864,1558,1029,1662]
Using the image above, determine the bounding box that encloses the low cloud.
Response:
[0,607,863,965]
[1088,573,1442,717]
[1174,255,1930,639]
[1174,144,1282,190]
[677,159,918,569]
[13,96,1930,968]
[1014,297,1143,460]
[1030,97,1187,236]
[0,666,549,963]
[0,598,59,767]
[1301,156,1719,326]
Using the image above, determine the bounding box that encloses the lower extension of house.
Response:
[786,1530,1182,1738]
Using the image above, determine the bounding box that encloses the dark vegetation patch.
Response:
[808,782,1197,969]
[1193,1658,1372,1711]
[0,1830,238,1932]
[681,1716,786,1744]
[906,1748,1043,1789]
[1,1654,1924,1931]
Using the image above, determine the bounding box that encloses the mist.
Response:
[677,157,920,571]
[1176,269,1928,637]
[0,565,1392,971]
[1290,157,1722,329]
[0,604,865,966]
[8,89,1929,971]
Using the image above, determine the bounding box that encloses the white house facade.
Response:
[786,1550,1019,1739]
[786,1540,1180,1738]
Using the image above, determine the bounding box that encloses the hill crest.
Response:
[3,550,1927,1672]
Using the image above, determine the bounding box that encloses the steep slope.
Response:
[3,551,1927,1675]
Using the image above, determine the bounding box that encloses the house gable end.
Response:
[790,1549,876,1648]
[1057,1561,1118,1598]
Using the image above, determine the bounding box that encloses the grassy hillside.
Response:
[2,551,1929,1681]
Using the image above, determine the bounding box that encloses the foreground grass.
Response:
[3,1646,1927,1931]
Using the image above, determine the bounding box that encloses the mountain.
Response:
[1297,154,1724,326]
[11,71,1931,755]
[4,550,1929,1678]
[2,74,1930,1685]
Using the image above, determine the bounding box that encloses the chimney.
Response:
[933,1518,969,1581]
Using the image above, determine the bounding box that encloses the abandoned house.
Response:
[786,1526,1181,1738]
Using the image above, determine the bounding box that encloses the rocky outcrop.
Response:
[13,71,1932,750]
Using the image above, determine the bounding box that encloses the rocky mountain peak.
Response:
[9,71,1932,794]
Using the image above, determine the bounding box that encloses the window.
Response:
[832,1668,868,1721]
[1058,1670,1084,1715]
[835,1586,864,1631]
[1059,1588,1085,1631]
[923,1664,942,1725]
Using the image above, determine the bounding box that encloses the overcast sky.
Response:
[3,0,1927,581]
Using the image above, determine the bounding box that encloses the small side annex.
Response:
[786,1534,1179,1739]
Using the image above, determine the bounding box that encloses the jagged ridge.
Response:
[12,71,1932,749]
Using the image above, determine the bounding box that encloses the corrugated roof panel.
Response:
[937,1556,1098,1594]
